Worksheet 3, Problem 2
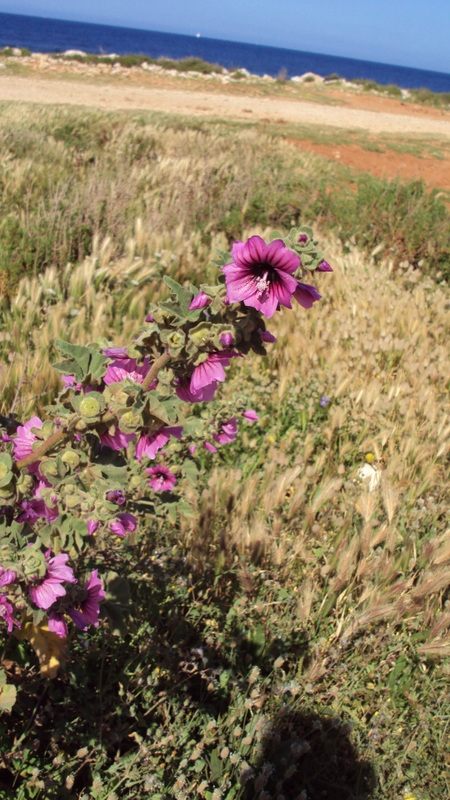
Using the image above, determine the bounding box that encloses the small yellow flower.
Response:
[365,452,376,463]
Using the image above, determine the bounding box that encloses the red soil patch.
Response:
[286,138,450,192]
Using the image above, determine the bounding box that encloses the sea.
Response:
[1,11,450,93]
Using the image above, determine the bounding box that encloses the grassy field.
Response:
[0,104,449,800]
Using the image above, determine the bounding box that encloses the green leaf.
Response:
[209,749,223,782]
[163,276,192,314]
[53,339,107,381]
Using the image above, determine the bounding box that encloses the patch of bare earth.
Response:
[286,138,450,191]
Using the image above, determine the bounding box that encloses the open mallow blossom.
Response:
[146,465,177,492]
[48,570,106,638]
[136,426,183,462]
[29,553,77,611]
[68,570,106,631]
[13,416,43,472]
[223,235,301,319]
[190,350,239,396]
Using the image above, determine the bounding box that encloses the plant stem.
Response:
[15,355,171,468]
[141,352,171,391]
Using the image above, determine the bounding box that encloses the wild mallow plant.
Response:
[0,227,331,701]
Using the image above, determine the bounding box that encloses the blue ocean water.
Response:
[1,12,450,93]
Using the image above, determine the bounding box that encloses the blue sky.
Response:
[2,0,450,73]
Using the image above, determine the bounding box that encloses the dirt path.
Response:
[2,74,450,138]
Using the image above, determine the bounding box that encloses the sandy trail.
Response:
[1,74,450,137]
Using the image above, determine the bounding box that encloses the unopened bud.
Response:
[79,397,101,418]
[61,450,80,468]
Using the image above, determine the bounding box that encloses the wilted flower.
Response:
[223,235,300,318]
[242,409,259,422]
[213,418,238,445]
[203,441,218,453]
[105,489,126,505]
[293,282,322,309]
[110,513,137,537]
[259,329,277,343]
[87,519,99,535]
[146,465,177,492]
[0,568,17,588]
[29,553,76,611]
[17,498,59,524]
[317,259,333,272]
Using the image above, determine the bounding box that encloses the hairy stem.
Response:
[141,352,171,391]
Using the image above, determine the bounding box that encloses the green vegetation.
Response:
[0,104,448,296]
[49,52,223,74]
[0,103,449,799]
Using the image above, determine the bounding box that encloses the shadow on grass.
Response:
[243,707,375,800]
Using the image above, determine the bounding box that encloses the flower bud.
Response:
[22,547,47,580]
[61,450,81,468]
[79,397,101,418]
[39,459,59,478]
[64,494,80,509]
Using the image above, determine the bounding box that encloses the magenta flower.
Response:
[259,328,277,343]
[13,416,43,463]
[0,595,19,632]
[102,346,129,359]
[298,233,309,243]
[223,236,300,318]
[146,465,177,492]
[189,444,197,455]
[17,498,59,524]
[68,570,106,631]
[220,332,234,347]
[87,519,99,535]
[29,553,76,610]
[213,418,238,445]
[62,375,83,391]
[203,441,218,453]
[136,426,183,461]
[0,568,17,588]
[243,409,259,422]
[293,282,322,309]
[176,379,218,403]
[48,611,68,639]
[110,512,137,537]
[190,350,239,396]
[103,357,151,387]
[189,291,211,310]
[317,259,333,272]
[106,489,126,506]
[100,428,135,451]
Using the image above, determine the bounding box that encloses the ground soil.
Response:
[1,62,450,190]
